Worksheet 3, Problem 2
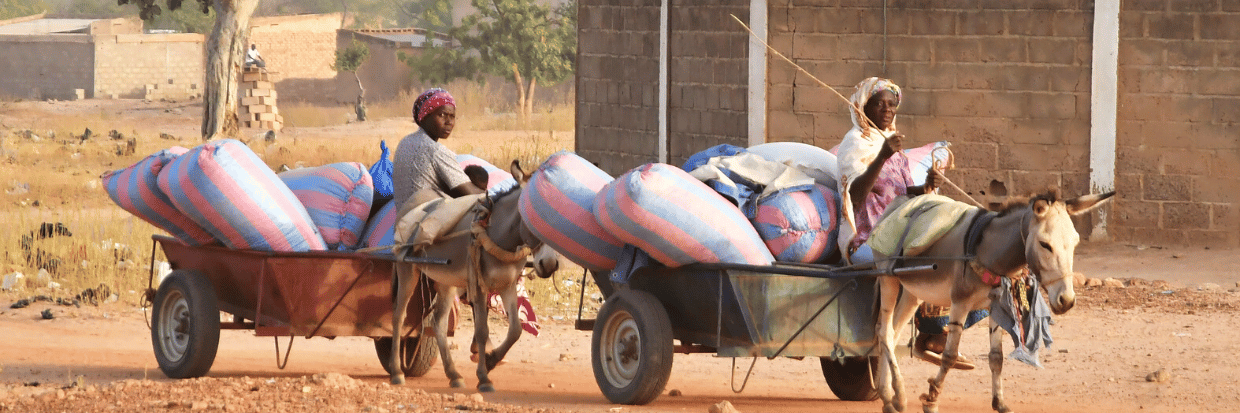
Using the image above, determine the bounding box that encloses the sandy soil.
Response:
[2,99,1239,412]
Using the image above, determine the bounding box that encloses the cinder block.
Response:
[254,112,277,121]
[1162,201,1210,230]
[242,72,267,82]
[248,88,272,97]
[1143,174,1192,202]
[1112,200,1161,228]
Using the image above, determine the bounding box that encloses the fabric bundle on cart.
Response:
[751,184,842,263]
[102,147,217,246]
[360,200,398,250]
[747,141,839,190]
[278,162,374,250]
[519,151,623,272]
[594,163,774,268]
[456,154,517,195]
[157,139,326,252]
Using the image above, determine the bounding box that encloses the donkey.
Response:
[871,188,1114,413]
[389,161,557,392]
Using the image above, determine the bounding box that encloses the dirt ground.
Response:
[2,99,1239,412]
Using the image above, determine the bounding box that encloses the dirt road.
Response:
[1,242,1238,413]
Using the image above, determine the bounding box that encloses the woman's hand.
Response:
[880,132,905,158]
[923,167,946,194]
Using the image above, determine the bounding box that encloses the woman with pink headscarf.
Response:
[392,88,484,209]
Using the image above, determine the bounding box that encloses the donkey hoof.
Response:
[922,405,938,413]
[449,379,467,388]
[478,383,495,393]
[882,405,901,413]
[390,376,405,385]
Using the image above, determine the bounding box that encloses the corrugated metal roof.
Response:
[0,19,98,35]
[367,33,449,48]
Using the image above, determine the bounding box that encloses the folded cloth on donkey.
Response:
[867,194,975,257]
[392,190,485,255]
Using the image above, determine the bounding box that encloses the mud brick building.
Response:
[575,1,1240,247]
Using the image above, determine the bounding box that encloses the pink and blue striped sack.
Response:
[278,162,374,250]
[751,184,841,263]
[594,163,774,268]
[102,147,217,246]
[157,139,326,252]
[519,151,623,272]
[360,200,398,250]
[457,154,517,194]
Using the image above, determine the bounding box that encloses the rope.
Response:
[733,15,986,209]
[471,221,530,263]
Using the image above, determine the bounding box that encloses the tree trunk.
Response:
[202,0,260,142]
[524,77,537,119]
[512,63,526,122]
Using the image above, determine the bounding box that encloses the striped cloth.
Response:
[157,139,326,252]
[102,147,216,246]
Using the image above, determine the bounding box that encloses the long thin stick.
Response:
[731,14,986,209]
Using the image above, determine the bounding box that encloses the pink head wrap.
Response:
[412,88,456,123]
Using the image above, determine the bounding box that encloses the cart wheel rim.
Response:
[156,290,191,363]
[599,309,641,389]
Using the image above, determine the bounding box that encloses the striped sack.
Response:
[278,162,374,250]
[360,200,398,250]
[594,163,774,268]
[102,147,216,246]
[751,184,841,263]
[518,151,623,272]
[456,154,517,194]
[157,139,326,252]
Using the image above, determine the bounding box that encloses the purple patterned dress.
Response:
[849,152,914,252]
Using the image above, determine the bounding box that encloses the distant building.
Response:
[333,28,453,103]
[0,14,203,100]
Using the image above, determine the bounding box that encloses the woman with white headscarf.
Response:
[835,77,987,370]
[836,77,943,264]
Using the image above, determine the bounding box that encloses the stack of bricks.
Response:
[240,67,283,131]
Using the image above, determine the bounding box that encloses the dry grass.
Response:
[0,97,584,322]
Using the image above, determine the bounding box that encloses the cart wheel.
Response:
[591,289,673,405]
[150,270,220,379]
[820,356,880,401]
[375,336,438,377]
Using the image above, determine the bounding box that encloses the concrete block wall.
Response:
[250,14,340,102]
[1110,1,1240,246]
[769,1,1096,206]
[0,35,94,100]
[576,1,662,175]
[93,33,204,99]
[666,0,750,167]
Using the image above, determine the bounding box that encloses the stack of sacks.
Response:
[158,139,326,252]
[519,151,623,272]
[102,147,217,246]
[750,184,842,263]
[594,163,774,268]
[278,162,374,250]
[360,201,398,250]
[457,154,517,194]
[747,142,839,190]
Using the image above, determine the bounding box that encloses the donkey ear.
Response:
[1032,199,1050,218]
[509,160,526,183]
[1065,191,1116,216]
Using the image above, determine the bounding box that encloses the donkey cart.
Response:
[575,260,935,405]
[143,234,449,380]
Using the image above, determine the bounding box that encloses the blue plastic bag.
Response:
[369,140,394,197]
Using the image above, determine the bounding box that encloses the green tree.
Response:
[0,0,50,20]
[332,38,371,121]
[120,0,259,140]
[403,0,576,119]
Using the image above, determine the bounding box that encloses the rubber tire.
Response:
[820,356,881,401]
[375,336,438,377]
[591,289,674,405]
[151,270,220,379]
